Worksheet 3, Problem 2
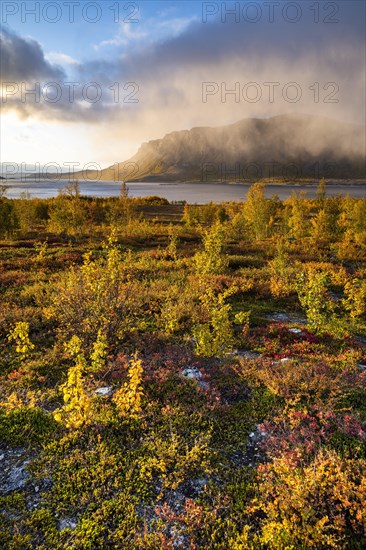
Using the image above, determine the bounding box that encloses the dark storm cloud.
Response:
[1,0,364,138]
[0,26,65,81]
[107,0,365,79]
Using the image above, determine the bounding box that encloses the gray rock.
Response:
[267,312,307,325]
[58,518,77,531]
[94,386,113,397]
[3,461,30,493]
[181,367,209,390]
[181,367,202,380]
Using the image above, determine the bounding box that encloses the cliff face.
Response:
[101,114,365,181]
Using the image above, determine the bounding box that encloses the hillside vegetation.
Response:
[98,115,365,182]
[0,182,365,549]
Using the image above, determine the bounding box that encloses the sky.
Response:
[0,0,365,172]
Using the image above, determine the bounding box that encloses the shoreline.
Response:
[2,178,366,186]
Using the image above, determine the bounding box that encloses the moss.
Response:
[341,389,366,421]
[0,407,58,446]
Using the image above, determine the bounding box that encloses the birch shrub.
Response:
[44,239,135,348]
[193,287,235,357]
[194,222,229,275]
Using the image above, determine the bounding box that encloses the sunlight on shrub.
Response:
[253,449,366,548]
[44,238,133,348]
[7,321,35,359]
[193,222,229,275]
[113,354,143,417]
[343,278,366,319]
[193,286,235,357]
[296,269,335,333]
[268,239,297,298]
[53,337,93,429]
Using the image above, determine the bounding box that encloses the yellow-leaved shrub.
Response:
[7,321,34,358]
[113,354,143,417]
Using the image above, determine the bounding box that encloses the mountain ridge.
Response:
[99,113,365,182]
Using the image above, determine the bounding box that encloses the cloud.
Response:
[94,22,148,50]
[94,15,198,51]
[153,16,199,40]
[45,52,79,67]
[1,0,364,165]
[0,26,65,81]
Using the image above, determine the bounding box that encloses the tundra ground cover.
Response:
[0,186,365,548]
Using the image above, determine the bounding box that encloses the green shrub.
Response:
[0,407,58,445]
[193,287,235,357]
[194,222,229,275]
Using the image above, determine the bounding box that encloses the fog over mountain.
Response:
[2,2,365,165]
[97,114,365,182]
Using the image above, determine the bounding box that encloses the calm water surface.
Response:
[4,180,366,202]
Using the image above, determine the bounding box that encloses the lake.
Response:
[3,179,366,202]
